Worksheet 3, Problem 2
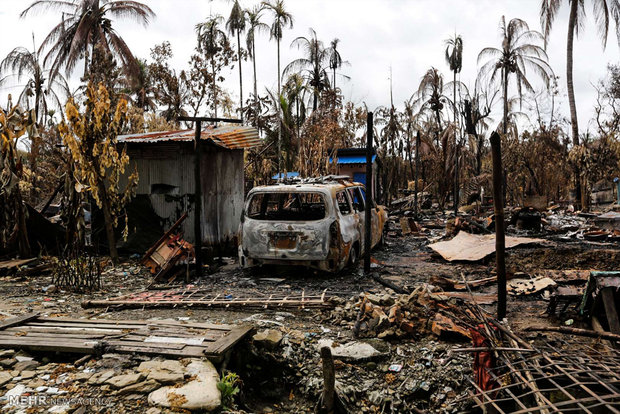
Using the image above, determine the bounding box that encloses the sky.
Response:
[1,0,620,136]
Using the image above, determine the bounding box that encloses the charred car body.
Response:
[239,176,388,272]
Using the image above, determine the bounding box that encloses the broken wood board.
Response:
[0,258,39,275]
[507,277,556,296]
[0,314,251,362]
[82,288,334,310]
[428,231,545,262]
[430,291,497,305]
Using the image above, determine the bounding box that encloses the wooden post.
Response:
[364,112,374,274]
[414,131,420,218]
[193,121,203,278]
[320,346,335,413]
[454,135,459,217]
[490,131,506,320]
[177,116,243,280]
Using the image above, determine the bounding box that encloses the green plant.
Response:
[217,371,241,411]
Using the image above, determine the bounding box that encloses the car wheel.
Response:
[349,244,359,267]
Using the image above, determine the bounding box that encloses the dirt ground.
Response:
[0,214,618,413]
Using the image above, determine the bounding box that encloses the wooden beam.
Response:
[0,313,39,330]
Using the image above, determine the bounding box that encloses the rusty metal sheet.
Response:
[117,125,260,150]
[428,231,545,262]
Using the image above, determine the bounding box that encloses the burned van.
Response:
[238,177,388,272]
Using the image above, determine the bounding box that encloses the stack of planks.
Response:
[0,313,251,362]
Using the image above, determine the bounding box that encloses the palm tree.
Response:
[283,73,308,143]
[445,35,463,126]
[0,44,69,126]
[20,0,155,82]
[226,0,246,121]
[541,0,620,147]
[328,38,345,90]
[414,67,448,143]
[126,58,156,112]
[0,40,70,201]
[262,0,294,174]
[245,5,269,127]
[445,34,463,214]
[196,15,229,119]
[284,28,329,112]
[478,17,553,135]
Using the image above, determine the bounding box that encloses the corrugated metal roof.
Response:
[117,125,261,150]
[329,154,377,164]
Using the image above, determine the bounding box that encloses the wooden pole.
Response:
[320,346,335,413]
[414,131,420,218]
[490,131,506,320]
[364,112,374,274]
[193,121,203,279]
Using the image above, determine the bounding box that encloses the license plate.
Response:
[269,232,298,249]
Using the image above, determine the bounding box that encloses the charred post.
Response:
[490,131,506,320]
[364,111,374,274]
[414,131,420,218]
[193,121,203,278]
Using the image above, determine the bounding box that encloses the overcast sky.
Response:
[1,0,619,135]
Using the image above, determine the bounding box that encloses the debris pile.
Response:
[329,285,472,342]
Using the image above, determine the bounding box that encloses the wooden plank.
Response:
[112,345,209,359]
[601,288,620,335]
[0,313,40,331]
[103,340,187,350]
[204,325,253,355]
[0,258,38,270]
[0,332,106,340]
[35,317,234,331]
[0,338,96,353]
[26,322,141,330]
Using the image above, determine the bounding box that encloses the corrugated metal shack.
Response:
[117,125,260,251]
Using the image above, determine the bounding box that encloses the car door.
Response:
[335,190,359,259]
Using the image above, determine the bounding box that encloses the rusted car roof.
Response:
[117,125,260,150]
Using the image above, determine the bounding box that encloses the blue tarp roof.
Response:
[272,172,300,179]
[329,154,377,164]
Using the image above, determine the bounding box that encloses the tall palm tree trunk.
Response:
[566,0,583,209]
[212,58,218,118]
[237,30,243,121]
[277,39,282,175]
[566,0,579,146]
[502,68,508,135]
[253,42,258,128]
[333,67,336,90]
[453,70,458,215]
